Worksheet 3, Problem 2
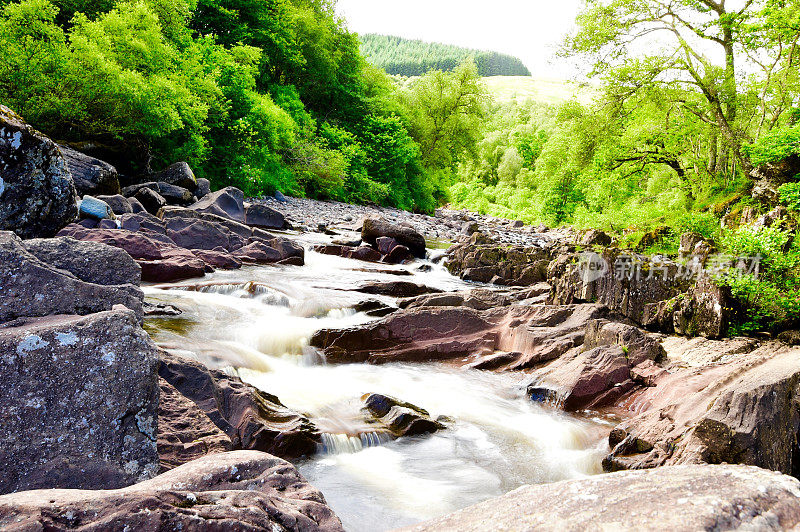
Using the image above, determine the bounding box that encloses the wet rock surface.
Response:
[362,393,445,438]
[0,309,160,494]
[0,105,78,238]
[400,465,800,532]
[159,352,320,461]
[0,451,345,532]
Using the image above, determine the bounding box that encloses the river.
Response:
[143,230,611,531]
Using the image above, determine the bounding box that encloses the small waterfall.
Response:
[158,281,293,307]
[320,431,393,455]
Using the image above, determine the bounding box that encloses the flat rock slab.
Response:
[0,309,160,493]
[399,465,800,532]
[0,451,344,531]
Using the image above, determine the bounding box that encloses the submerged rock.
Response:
[354,280,442,298]
[0,105,77,238]
[400,465,800,532]
[0,308,160,493]
[0,451,345,531]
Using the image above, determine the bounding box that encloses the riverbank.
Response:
[3,111,800,531]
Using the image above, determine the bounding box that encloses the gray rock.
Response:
[190,186,245,222]
[0,105,78,238]
[362,215,426,258]
[155,181,195,206]
[128,196,146,213]
[399,465,800,532]
[194,177,211,199]
[150,161,197,190]
[97,194,133,215]
[0,308,159,493]
[59,144,120,196]
[246,202,285,229]
[0,451,344,531]
[78,195,114,220]
[23,236,141,286]
[0,231,143,323]
[133,186,166,214]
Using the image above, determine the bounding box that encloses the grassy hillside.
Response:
[482,76,597,105]
[360,34,530,77]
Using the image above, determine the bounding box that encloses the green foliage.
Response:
[360,34,531,78]
[718,226,800,334]
[779,181,800,211]
[0,0,458,211]
[744,125,800,166]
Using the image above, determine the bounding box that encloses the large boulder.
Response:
[400,465,800,531]
[190,186,246,222]
[165,216,247,251]
[604,339,800,475]
[548,250,696,334]
[159,352,320,460]
[446,240,551,286]
[528,320,664,410]
[0,309,160,493]
[0,451,345,531]
[0,231,143,323]
[246,202,285,229]
[362,215,426,258]
[311,307,497,364]
[57,225,207,282]
[22,236,141,286]
[0,105,77,238]
[150,161,197,190]
[59,144,120,196]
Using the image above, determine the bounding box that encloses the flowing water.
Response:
[144,231,611,531]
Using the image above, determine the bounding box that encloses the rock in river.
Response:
[159,352,320,461]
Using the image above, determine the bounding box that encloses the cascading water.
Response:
[144,231,611,532]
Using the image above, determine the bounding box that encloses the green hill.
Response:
[360,34,531,77]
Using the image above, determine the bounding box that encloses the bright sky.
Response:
[334,0,584,79]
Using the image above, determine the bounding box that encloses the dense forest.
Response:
[0,0,487,212]
[360,34,531,77]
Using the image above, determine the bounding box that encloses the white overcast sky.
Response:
[334,0,584,79]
